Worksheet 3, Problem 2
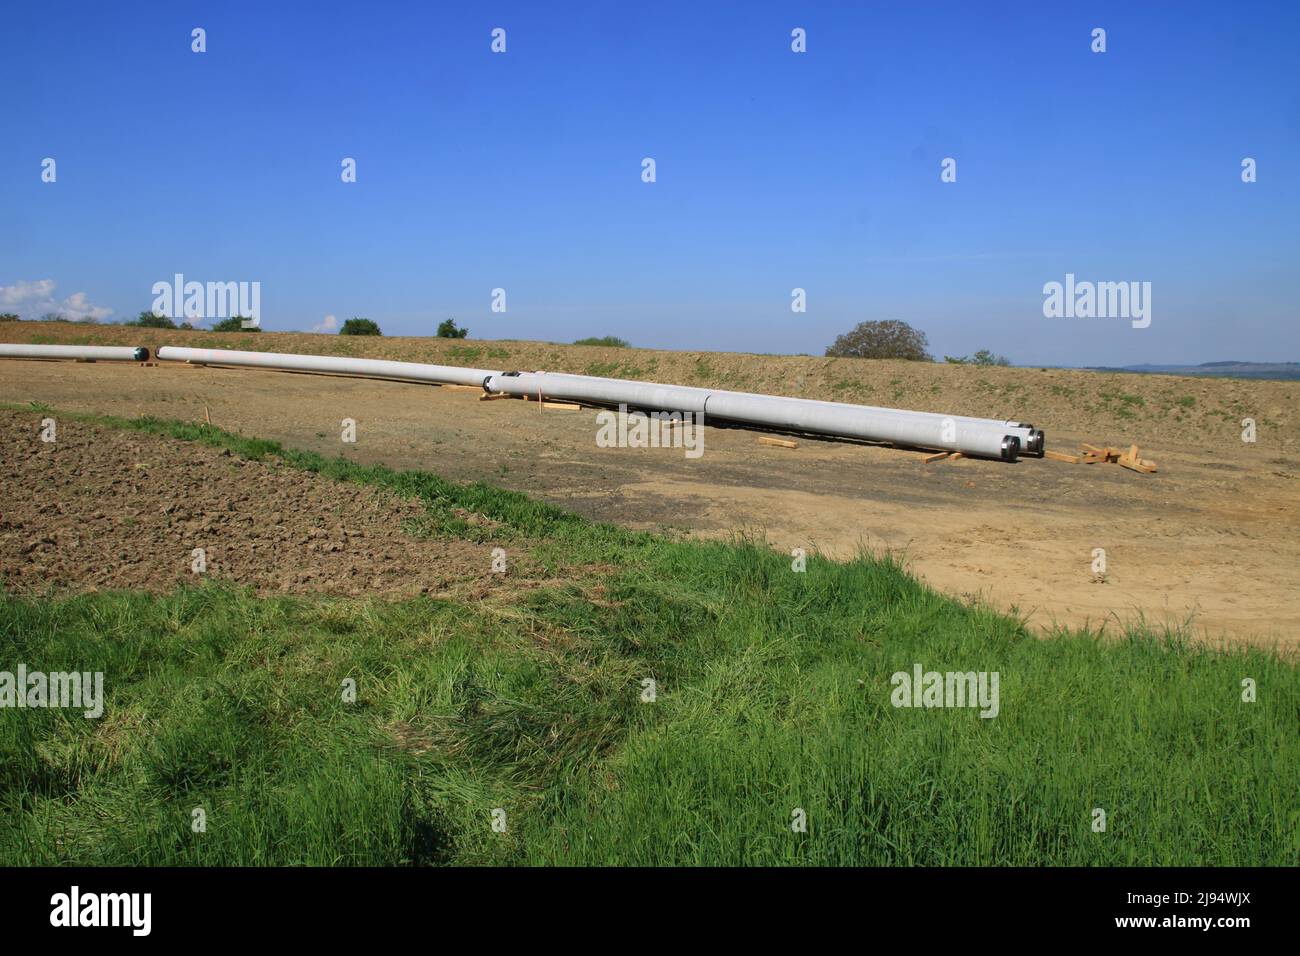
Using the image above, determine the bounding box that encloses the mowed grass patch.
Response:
[0,409,1296,865]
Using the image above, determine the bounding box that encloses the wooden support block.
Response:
[1044,450,1082,463]
[922,451,952,463]
[478,393,510,401]
[1118,456,1157,475]
[541,402,582,411]
[1128,444,1139,462]
[1080,443,1106,455]
[758,437,798,449]
[442,384,486,392]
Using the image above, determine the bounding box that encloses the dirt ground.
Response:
[2,328,1297,651]
[0,408,537,600]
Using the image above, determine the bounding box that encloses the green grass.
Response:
[1,408,1297,865]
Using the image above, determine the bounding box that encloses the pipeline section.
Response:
[153,346,497,387]
[484,371,1023,460]
[1,343,1037,461]
[0,344,149,362]
[153,348,1032,459]
[527,371,1042,456]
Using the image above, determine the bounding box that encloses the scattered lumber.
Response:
[759,436,798,449]
[1052,442,1158,474]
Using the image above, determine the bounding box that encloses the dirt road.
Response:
[2,351,1296,651]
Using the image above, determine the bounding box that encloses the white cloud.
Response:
[59,292,114,322]
[312,313,339,333]
[0,279,56,306]
[0,278,113,321]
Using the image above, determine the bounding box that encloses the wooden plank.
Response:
[541,402,582,411]
[758,437,799,449]
[1044,450,1082,463]
[921,451,951,463]
[1118,457,1156,474]
[441,384,486,392]
[478,393,511,401]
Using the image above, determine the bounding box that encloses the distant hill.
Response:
[1085,362,1300,381]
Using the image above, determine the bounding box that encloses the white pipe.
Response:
[0,344,149,362]
[150,346,1029,460]
[155,346,498,387]
[560,372,1042,454]
[487,371,1020,460]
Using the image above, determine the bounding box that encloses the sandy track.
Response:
[2,354,1296,651]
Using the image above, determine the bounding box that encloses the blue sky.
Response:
[2,0,1296,365]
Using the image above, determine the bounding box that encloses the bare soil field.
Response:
[0,408,543,600]
[3,323,1298,649]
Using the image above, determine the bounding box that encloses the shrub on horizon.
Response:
[211,316,260,332]
[341,317,382,336]
[126,311,177,329]
[825,320,932,361]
